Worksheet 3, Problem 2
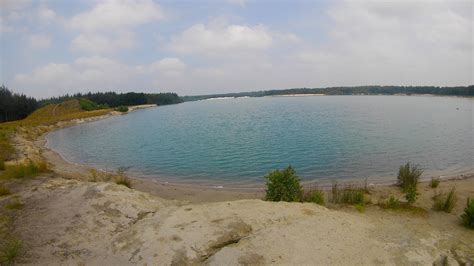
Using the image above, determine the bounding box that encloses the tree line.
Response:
[0,85,38,123]
[182,85,474,101]
[39,91,182,107]
[0,86,183,123]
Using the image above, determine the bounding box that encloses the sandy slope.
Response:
[2,175,472,265]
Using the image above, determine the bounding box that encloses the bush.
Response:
[433,187,457,213]
[0,185,10,196]
[461,198,474,229]
[115,105,129,112]
[0,160,4,171]
[397,162,423,192]
[405,184,418,205]
[303,189,325,206]
[330,182,365,205]
[429,177,440,188]
[265,166,302,202]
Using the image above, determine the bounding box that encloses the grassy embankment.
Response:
[0,99,111,264]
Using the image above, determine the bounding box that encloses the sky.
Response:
[0,0,472,98]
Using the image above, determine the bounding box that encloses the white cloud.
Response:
[69,0,164,32]
[29,33,51,49]
[37,6,57,23]
[150,58,186,76]
[71,31,136,54]
[227,0,247,7]
[13,56,189,97]
[292,0,473,86]
[170,22,273,55]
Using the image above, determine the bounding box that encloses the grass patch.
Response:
[0,239,22,265]
[461,198,474,229]
[0,161,49,180]
[114,175,132,188]
[355,204,365,213]
[0,185,10,196]
[303,187,325,206]
[429,177,440,188]
[433,187,457,213]
[0,160,4,171]
[5,199,23,210]
[330,182,366,205]
[114,167,132,188]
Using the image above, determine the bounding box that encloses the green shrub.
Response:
[433,187,457,213]
[383,196,401,209]
[330,182,365,205]
[0,160,4,171]
[264,166,302,202]
[397,162,423,192]
[429,177,440,188]
[115,106,129,113]
[303,189,325,206]
[461,198,474,229]
[0,185,10,196]
[0,239,22,265]
[405,184,418,205]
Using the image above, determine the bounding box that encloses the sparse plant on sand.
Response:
[461,198,474,229]
[383,196,401,209]
[397,162,423,192]
[433,187,457,213]
[0,239,23,265]
[5,198,23,210]
[330,182,365,205]
[0,161,49,180]
[115,105,129,113]
[429,177,440,188]
[0,184,10,196]
[405,184,418,205]
[303,187,325,206]
[114,167,132,188]
[265,165,303,202]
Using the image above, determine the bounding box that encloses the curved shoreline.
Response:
[28,102,473,202]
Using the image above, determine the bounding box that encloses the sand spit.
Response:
[1,104,473,265]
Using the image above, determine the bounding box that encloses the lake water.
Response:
[46,96,474,186]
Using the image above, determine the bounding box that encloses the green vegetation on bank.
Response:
[1,85,183,123]
[0,99,110,162]
[182,85,474,101]
[264,166,303,202]
[0,161,49,180]
[115,105,129,113]
[462,198,474,229]
[41,91,182,108]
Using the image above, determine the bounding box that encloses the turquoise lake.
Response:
[46,96,474,186]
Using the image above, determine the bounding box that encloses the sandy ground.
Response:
[1,105,473,265]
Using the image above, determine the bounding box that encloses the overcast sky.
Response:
[1,0,472,98]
